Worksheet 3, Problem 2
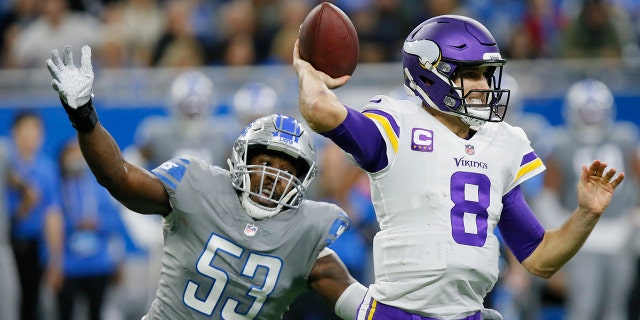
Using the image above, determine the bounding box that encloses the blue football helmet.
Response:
[563,78,615,144]
[233,82,278,125]
[229,114,317,219]
[402,15,510,127]
[169,70,215,120]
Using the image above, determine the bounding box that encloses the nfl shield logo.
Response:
[244,223,258,237]
[465,144,475,155]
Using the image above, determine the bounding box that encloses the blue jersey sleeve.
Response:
[151,156,192,192]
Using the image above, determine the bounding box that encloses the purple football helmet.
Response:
[402,15,510,127]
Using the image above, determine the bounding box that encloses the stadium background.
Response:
[1,59,639,160]
[1,0,640,318]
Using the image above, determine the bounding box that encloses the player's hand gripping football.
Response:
[292,39,350,90]
[577,160,624,216]
[46,45,94,108]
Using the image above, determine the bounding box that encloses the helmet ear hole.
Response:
[419,76,434,86]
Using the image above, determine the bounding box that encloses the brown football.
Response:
[299,2,359,78]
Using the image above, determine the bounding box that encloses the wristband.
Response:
[60,98,99,132]
[335,282,367,320]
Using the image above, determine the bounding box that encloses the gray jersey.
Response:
[0,138,20,320]
[0,138,9,246]
[551,122,639,219]
[146,155,350,320]
[135,116,233,169]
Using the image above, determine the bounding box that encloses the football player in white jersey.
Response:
[293,14,625,320]
[46,45,368,319]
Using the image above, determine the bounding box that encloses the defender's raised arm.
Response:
[46,45,170,215]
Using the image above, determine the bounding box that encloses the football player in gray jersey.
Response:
[131,70,234,170]
[46,45,367,320]
[541,79,640,320]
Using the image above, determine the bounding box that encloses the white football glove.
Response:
[46,45,94,108]
[481,308,503,320]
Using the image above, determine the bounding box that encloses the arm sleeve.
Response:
[498,185,546,262]
[320,107,388,173]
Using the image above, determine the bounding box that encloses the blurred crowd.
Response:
[0,0,639,70]
[1,0,640,320]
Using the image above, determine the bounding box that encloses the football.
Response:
[299,2,359,78]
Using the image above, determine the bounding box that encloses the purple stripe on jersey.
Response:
[359,296,374,319]
[365,299,481,320]
[520,151,538,165]
[363,109,400,138]
[498,185,545,262]
[320,107,388,173]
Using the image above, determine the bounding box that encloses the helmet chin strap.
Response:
[460,113,486,128]
[459,94,490,128]
[240,193,281,220]
[239,177,300,220]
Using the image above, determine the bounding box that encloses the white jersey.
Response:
[360,96,544,317]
